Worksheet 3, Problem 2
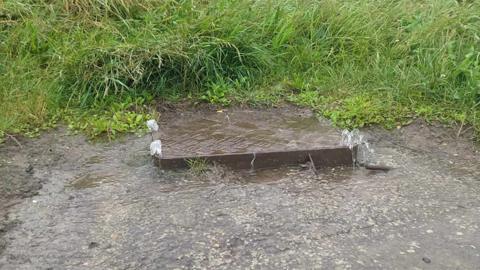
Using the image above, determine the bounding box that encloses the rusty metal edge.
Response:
[155,146,357,170]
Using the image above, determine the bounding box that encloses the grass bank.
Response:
[1,0,479,140]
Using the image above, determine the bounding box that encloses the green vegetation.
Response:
[1,0,479,140]
[186,158,209,175]
[65,97,155,139]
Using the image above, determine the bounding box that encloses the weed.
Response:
[65,98,155,140]
[201,80,231,106]
[186,158,209,175]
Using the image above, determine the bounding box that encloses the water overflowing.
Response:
[2,109,480,269]
[160,109,340,157]
[341,129,374,166]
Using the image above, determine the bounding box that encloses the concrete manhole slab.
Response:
[155,109,354,169]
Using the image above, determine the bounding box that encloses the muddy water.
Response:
[1,109,480,269]
[159,109,340,156]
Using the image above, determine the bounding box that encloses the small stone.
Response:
[88,242,99,249]
[456,232,464,236]
[422,257,431,264]
[426,229,434,234]
[406,249,415,253]
[32,200,37,204]
[25,164,34,174]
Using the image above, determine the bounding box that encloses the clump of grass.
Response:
[62,0,148,18]
[1,0,479,140]
[64,96,155,140]
[186,158,209,175]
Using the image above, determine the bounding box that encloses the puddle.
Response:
[240,167,297,184]
[161,109,340,157]
[123,151,152,167]
[1,109,480,269]
[83,155,106,165]
[234,121,258,130]
[69,172,116,189]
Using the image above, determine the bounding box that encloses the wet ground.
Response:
[0,108,479,269]
[159,108,340,156]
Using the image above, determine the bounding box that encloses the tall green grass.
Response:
[1,0,479,137]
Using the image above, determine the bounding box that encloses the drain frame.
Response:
[155,146,357,170]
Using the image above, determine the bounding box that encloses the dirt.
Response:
[0,108,479,269]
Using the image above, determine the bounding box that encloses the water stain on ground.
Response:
[0,107,479,269]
